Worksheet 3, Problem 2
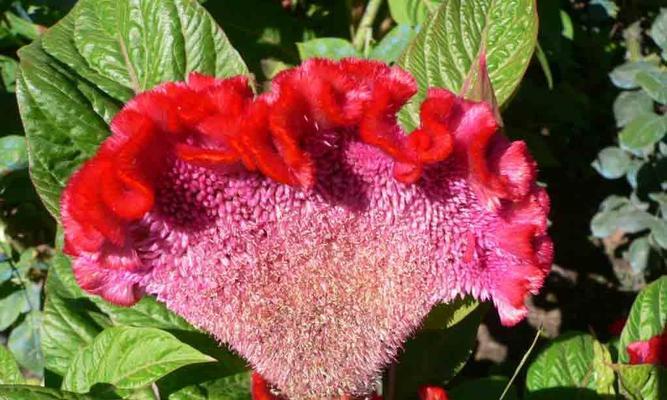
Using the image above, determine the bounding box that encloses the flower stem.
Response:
[352,0,383,53]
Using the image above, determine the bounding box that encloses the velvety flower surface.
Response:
[627,329,667,366]
[61,59,552,399]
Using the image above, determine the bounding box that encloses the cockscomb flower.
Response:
[61,58,552,399]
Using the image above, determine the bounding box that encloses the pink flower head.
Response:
[61,59,552,399]
[627,329,667,366]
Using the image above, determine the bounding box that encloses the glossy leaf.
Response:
[17,0,248,218]
[619,276,667,363]
[62,326,215,393]
[619,113,667,151]
[397,0,538,130]
[613,91,654,128]
[297,38,359,61]
[0,346,24,385]
[525,332,615,399]
[635,70,667,105]
[592,146,631,179]
[0,385,94,400]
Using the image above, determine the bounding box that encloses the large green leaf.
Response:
[389,302,487,400]
[17,0,248,219]
[0,346,24,385]
[62,326,215,393]
[525,332,615,400]
[619,276,667,363]
[0,385,94,400]
[398,0,538,130]
[617,365,666,400]
[41,273,101,376]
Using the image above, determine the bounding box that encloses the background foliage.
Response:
[0,0,665,399]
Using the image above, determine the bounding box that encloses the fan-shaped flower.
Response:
[61,59,552,399]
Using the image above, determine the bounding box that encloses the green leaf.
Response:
[650,8,667,54]
[591,146,631,179]
[0,346,24,385]
[0,385,95,400]
[0,288,26,331]
[369,24,418,64]
[525,332,615,399]
[448,377,518,400]
[619,276,667,363]
[609,61,661,90]
[591,198,654,238]
[17,0,248,219]
[93,296,195,332]
[397,0,538,130]
[0,135,28,176]
[390,303,487,400]
[0,55,17,92]
[42,273,101,376]
[297,38,360,61]
[166,371,251,400]
[650,218,667,249]
[8,311,44,376]
[619,113,667,151]
[625,236,651,273]
[420,297,478,330]
[617,365,667,400]
[62,326,215,393]
[613,91,654,128]
[650,192,667,216]
[388,0,442,25]
[635,70,667,105]
[590,0,619,18]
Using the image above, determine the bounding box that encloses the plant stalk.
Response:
[352,0,383,52]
